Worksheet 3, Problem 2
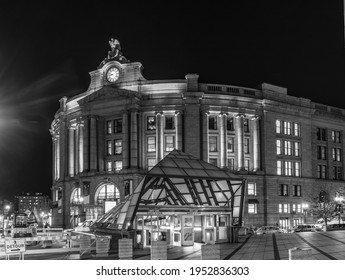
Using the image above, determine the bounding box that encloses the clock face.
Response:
[106,67,120,82]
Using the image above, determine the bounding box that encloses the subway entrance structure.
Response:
[92,150,246,246]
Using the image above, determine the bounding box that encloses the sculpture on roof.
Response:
[99,38,130,68]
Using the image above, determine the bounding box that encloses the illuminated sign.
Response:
[5,239,26,254]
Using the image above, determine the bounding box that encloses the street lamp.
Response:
[302,203,309,224]
[335,195,344,226]
[2,205,10,237]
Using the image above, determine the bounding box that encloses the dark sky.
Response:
[0,1,344,201]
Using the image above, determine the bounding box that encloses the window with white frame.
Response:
[332,130,341,143]
[209,116,217,130]
[332,148,342,162]
[284,121,292,135]
[209,136,218,152]
[106,120,112,134]
[294,123,300,137]
[285,161,292,176]
[294,142,300,157]
[106,161,112,172]
[276,120,282,134]
[165,116,175,130]
[114,139,122,155]
[247,183,256,196]
[248,204,257,214]
[114,160,123,171]
[284,140,292,156]
[292,204,302,213]
[107,140,112,155]
[277,160,282,175]
[276,139,282,155]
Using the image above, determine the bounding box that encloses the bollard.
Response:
[119,239,133,260]
[289,247,313,260]
[201,244,221,260]
[96,237,110,257]
[151,241,167,260]
[79,235,92,259]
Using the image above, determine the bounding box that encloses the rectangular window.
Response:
[276,139,282,155]
[227,117,234,131]
[227,137,235,152]
[332,130,341,143]
[106,120,112,134]
[243,118,249,132]
[248,204,257,214]
[295,161,301,177]
[333,166,343,180]
[276,120,282,134]
[114,119,122,133]
[317,146,327,160]
[285,161,292,176]
[147,136,156,152]
[284,140,292,156]
[284,121,292,135]
[107,140,112,155]
[294,142,300,157]
[279,203,290,213]
[114,139,122,155]
[279,184,289,196]
[293,185,302,197]
[114,160,123,171]
[294,123,300,137]
[147,158,157,170]
[244,159,250,170]
[247,183,256,196]
[332,148,342,162]
[209,136,218,152]
[209,116,217,130]
[106,161,112,172]
[317,165,327,179]
[165,116,175,130]
[277,160,282,175]
[165,135,175,152]
[147,116,156,130]
[228,158,235,170]
[244,138,250,154]
[209,158,218,166]
[317,128,326,141]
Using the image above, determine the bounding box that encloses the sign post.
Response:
[5,238,26,260]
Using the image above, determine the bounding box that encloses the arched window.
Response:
[71,188,83,204]
[95,183,120,205]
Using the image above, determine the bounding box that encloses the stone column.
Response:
[122,111,130,169]
[97,117,105,172]
[252,116,260,171]
[68,125,75,177]
[156,112,164,162]
[175,111,183,151]
[83,117,89,172]
[74,126,79,175]
[130,110,139,168]
[236,114,245,171]
[220,113,227,168]
[78,121,84,173]
[59,120,67,179]
[89,116,97,171]
[55,136,60,179]
[202,111,209,162]
[52,136,57,180]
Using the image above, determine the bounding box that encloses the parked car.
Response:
[255,226,284,235]
[64,219,96,233]
[314,217,345,230]
[292,224,316,232]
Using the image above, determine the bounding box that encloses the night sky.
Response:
[0,1,344,201]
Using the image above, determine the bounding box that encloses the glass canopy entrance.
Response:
[93,150,246,246]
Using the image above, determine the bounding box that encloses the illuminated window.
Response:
[276,140,282,155]
[114,139,122,154]
[106,162,112,172]
[284,141,292,156]
[106,120,112,134]
[96,184,120,205]
[276,120,282,134]
[279,203,290,213]
[147,116,156,130]
[332,130,341,143]
[284,121,292,135]
[332,148,342,162]
[247,183,256,196]
[107,140,112,155]
[285,161,292,176]
[147,136,156,152]
[294,142,300,157]
[248,204,257,214]
[244,159,250,170]
[277,160,282,175]
[114,160,122,171]
[294,123,300,137]
[147,158,157,170]
[165,135,175,151]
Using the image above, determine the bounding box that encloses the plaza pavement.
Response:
[2,231,345,260]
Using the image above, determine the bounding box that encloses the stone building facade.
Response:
[50,41,345,229]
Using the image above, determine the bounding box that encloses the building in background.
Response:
[50,39,345,230]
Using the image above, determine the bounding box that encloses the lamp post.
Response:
[302,203,309,224]
[2,205,10,237]
[335,195,344,226]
